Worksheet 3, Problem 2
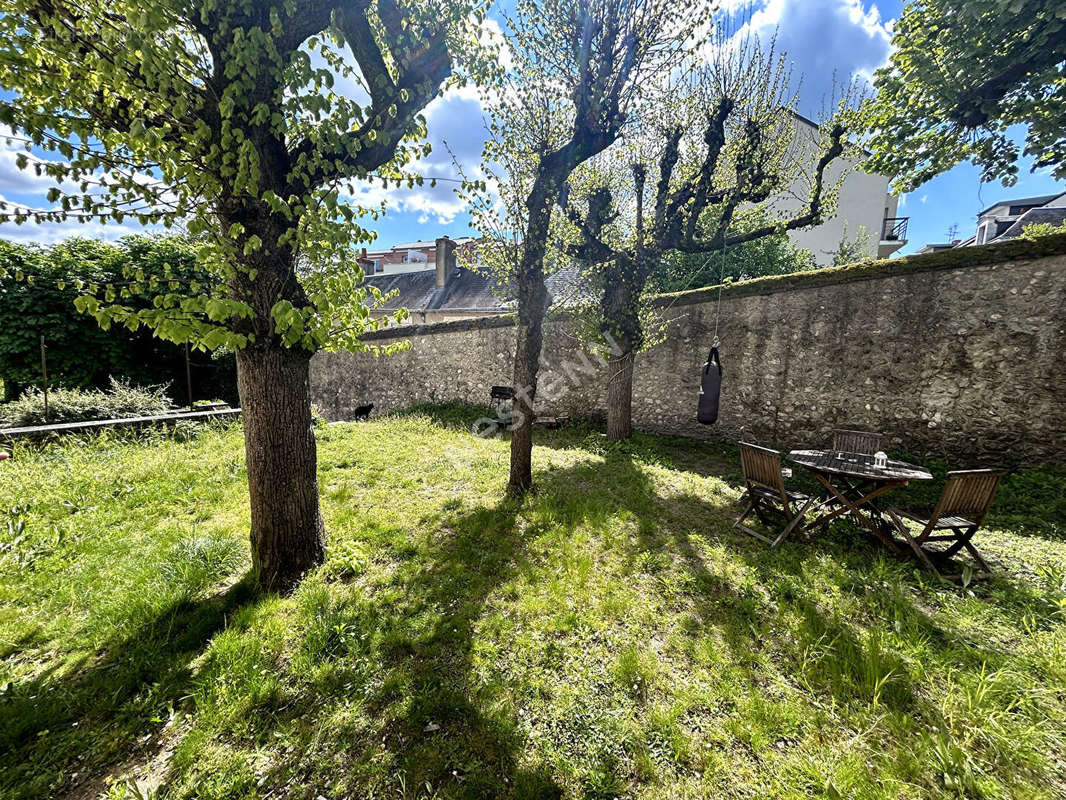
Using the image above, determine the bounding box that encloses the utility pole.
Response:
[39,334,49,423]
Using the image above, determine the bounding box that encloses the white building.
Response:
[916,191,1066,253]
[967,192,1066,246]
[768,112,906,266]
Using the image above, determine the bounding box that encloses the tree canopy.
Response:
[0,0,491,354]
[562,30,853,439]
[469,0,700,494]
[861,0,1066,191]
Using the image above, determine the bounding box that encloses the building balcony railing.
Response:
[882,216,909,242]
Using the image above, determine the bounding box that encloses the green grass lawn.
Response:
[1,408,1065,800]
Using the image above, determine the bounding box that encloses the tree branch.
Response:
[676,121,848,252]
[565,186,620,265]
[288,0,452,190]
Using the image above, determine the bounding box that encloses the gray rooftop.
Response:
[995,207,1066,241]
[978,193,1062,217]
[391,237,475,250]
[364,265,593,316]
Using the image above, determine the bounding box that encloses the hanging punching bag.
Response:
[697,346,722,424]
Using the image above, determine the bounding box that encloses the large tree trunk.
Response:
[508,275,548,497]
[236,343,325,592]
[507,133,612,496]
[507,167,557,498]
[605,350,634,442]
[600,262,641,442]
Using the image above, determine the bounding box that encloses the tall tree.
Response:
[861,0,1066,190]
[0,0,489,591]
[565,34,851,440]
[473,0,703,496]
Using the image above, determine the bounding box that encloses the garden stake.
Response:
[40,333,49,423]
[185,342,193,411]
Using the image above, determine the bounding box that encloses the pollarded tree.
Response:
[0,0,490,591]
[471,0,707,497]
[861,0,1066,190]
[647,210,817,294]
[565,33,851,441]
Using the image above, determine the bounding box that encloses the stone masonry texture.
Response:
[311,236,1066,465]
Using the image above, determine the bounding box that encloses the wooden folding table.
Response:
[788,449,933,552]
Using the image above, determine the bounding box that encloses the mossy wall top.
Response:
[312,235,1066,464]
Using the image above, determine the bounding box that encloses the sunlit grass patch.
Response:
[2,408,1065,799]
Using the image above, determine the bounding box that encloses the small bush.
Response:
[0,378,171,427]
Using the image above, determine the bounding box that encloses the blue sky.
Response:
[0,0,1062,254]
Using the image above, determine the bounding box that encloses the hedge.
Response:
[0,235,237,404]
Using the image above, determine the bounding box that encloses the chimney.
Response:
[357,247,374,277]
[435,236,456,289]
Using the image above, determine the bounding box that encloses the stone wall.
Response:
[311,235,1066,464]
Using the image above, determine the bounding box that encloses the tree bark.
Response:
[506,130,621,496]
[508,265,548,497]
[599,258,642,442]
[605,350,634,442]
[236,343,325,593]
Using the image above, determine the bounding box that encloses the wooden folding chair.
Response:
[886,469,1006,580]
[735,443,816,547]
[818,430,887,517]
[832,429,883,455]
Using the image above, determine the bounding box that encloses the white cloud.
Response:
[340,86,491,226]
[0,190,154,243]
[728,0,893,114]
[0,130,160,243]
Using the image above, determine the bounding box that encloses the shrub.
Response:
[0,236,237,405]
[1020,220,1066,240]
[648,208,817,293]
[0,378,171,427]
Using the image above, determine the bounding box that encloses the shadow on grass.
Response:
[391,404,1063,666]
[11,408,1059,798]
[0,578,257,799]
[538,450,1064,712]
[252,448,938,797]
[532,453,922,707]
[401,403,1066,542]
[175,498,569,799]
[351,499,565,798]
